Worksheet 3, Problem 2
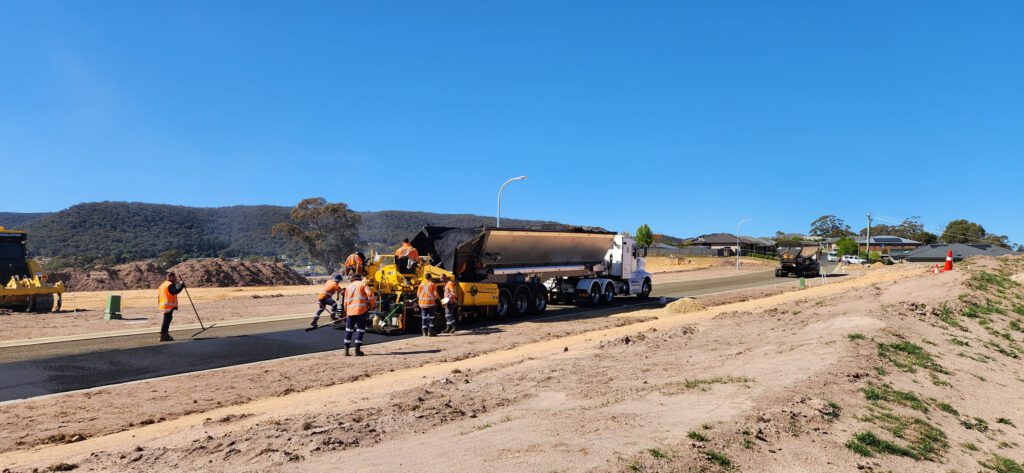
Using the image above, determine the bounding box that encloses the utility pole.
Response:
[865,212,872,264]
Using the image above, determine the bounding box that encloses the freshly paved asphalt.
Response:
[0,268,824,402]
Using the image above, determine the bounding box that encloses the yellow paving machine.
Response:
[0,227,64,312]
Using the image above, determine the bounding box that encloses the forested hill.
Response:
[0,202,566,260]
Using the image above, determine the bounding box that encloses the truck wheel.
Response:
[579,282,601,306]
[601,282,615,305]
[528,285,548,315]
[512,286,531,316]
[637,278,651,299]
[31,294,54,313]
[495,289,512,318]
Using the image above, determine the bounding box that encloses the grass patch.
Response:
[929,372,951,387]
[855,412,948,461]
[680,376,752,391]
[961,417,989,432]
[997,418,1016,427]
[823,401,842,420]
[861,383,929,412]
[877,341,948,374]
[741,437,753,449]
[950,337,970,346]
[848,333,866,341]
[937,303,967,330]
[984,340,1020,359]
[687,431,707,442]
[704,450,732,469]
[937,402,960,416]
[980,455,1024,473]
[874,365,888,376]
[627,462,644,472]
[961,442,979,451]
[1010,320,1023,332]
[647,448,669,459]
[1013,303,1024,317]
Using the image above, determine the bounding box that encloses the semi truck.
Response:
[0,227,64,312]
[774,244,821,278]
[365,226,652,333]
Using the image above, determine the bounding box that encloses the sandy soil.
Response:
[0,286,313,342]
[645,256,775,274]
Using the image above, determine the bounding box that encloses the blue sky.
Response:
[2,1,1021,242]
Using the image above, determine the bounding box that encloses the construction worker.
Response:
[344,274,375,356]
[157,272,186,342]
[441,274,458,334]
[344,252,364,276]
[417,274,441,337]
[311,274,343,329]
[395,238,419,274]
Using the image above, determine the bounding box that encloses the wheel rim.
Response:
[515,293,529,314]
[603,284,614,302]
[534,290,547,311]
[642,281,651,295]
[590,283,601,304]
[497,294,509,316]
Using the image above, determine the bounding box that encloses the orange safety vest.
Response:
[345,253,363,269]
[396,243,419,260]
[443,281,457,304]
[345,281,374,316]
[417,281,439,308]
[158,281,178,310]
[319,280,342,301]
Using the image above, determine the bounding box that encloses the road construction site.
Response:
[5,257,1021,473]
[0,264,830,402]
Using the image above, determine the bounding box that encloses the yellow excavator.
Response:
[0,227,64,312]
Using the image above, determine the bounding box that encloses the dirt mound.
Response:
[49,261,165,292]
[50,259,308,291]
[666,297,706,314]
[169,259,309,287]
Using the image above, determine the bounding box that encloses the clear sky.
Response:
[2,1,1021,242]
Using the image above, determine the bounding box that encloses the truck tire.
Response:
[636,278,651,299]
[601,282,615,305]
[578,281,601,306]
[528,284,548,315]
[31,294,54,313]
[512,285,531,316]
[496,289,512,318]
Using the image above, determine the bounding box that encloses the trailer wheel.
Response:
[528,285,548,315]
[512,285,531,316]
[637,278,651,299]
[601,282,615,305]
[495,289,512,318]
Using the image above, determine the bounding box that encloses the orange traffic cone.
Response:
[943,249,953,271]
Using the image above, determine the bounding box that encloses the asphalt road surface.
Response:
[0,268,816,402]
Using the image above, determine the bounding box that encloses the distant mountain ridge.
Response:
[0,202,567,260]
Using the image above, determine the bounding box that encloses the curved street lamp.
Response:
[496,176,528,228]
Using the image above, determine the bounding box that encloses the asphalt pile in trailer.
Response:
[49,259,309,291]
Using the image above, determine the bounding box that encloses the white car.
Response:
[841,255,866,265]
[827,251,838,262]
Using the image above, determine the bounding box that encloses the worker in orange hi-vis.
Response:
[344,252,364,276]
[157,272,186,342]
[417,274,441,337]
[310,274,343,330]
[395,238,420,273]
[441,273,459,334]
[343,274,375,356]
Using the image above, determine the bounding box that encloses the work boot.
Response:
[310,320,318,329]
[422,328,429,337]
[344,346,351,357]
[159,333,174,342]
[446,324,457,334]
[355,347,365,357]
[428,329,437,337]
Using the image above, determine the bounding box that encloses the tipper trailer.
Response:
[774,244,821,278]
[366,227,652,333]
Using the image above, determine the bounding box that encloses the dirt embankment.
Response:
[49,259,309,291]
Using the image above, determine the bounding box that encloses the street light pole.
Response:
[496,175,528,228]
[736,218,752,271]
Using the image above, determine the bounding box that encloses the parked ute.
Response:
[826,251,838,262]
[841,255,866,265]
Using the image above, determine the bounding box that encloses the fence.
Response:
[647,246,723,257]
